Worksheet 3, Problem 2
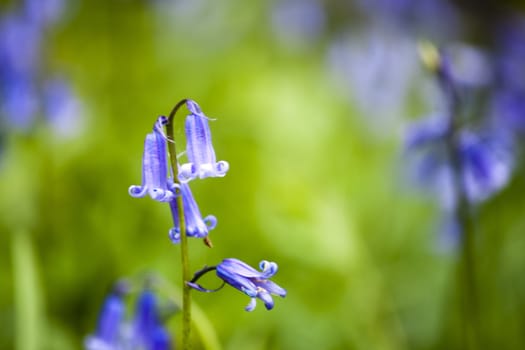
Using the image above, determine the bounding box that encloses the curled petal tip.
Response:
[129,185,147,198]
[245,298,257,312]
[168,229,181,244]
[178,163,197,183]
[204,215,218,230]
[216,161,229,176]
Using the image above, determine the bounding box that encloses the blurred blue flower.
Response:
[132,290,172,350]
[189,258,287,312]
[85,291,125,350]
[490,17,525,132]
[129,116,175,202]
[271,0,325,48]
[23,0,66,28]
[168,182,217,243]
[85,286,172,350]
[0,0,80,134]
[43,77,84,137]
[405,117,514,207]
[178,100,229,182]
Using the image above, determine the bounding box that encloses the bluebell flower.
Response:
[168,182,217,243]
[85,285,173,350]
[43,77,83,137]
[129,116,175,202]
[178,100,229,182]
[405,118,514,207]
[132,290,172,350]
[189,259,287,312]
[85,291,125,350]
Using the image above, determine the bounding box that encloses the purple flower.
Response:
[168,182,217,243]
[189,259,287,312]
[129,116,175,202]
[43,77,83,137]
[178,100,229,182]
[85,291,125,350]
[459,131,513,203]
[405,118,513,206]
[132,290,172,350]
[85,286,172,350]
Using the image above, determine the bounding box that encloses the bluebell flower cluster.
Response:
[85,285,172,350]
[0,0,81,135]
[129,100,227,242]
[129,100,286,312]
[405,45,515,211]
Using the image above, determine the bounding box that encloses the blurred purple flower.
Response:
[327,28,417,123]
[168,182,217,243]
[405,118,514,207]
[271,0,325,48]
[354,0,460,40]
[85,286,172,350]
[23,0,66,28]
[43,78,84,137]
[85,291,125,350]
[490,17,525,131]
[0,1,79,134]
[132,290,172,350]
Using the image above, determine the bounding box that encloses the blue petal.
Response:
[129,119,174,202]
[150,326,172,350]
[218,259,263,278]
[95,294,124,344]
[133,290,159,343]
[257,290,275,310]
[216,264,258,297]
[255,280,287,297]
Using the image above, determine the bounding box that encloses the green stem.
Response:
[445,102,480,350]
[166,99,192,349]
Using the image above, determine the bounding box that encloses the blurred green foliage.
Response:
[1,0,525,349]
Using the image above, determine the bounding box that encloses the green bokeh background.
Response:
[1,1,525,349]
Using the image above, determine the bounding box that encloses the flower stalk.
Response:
[435,48,480,350]
[166,99,192,350]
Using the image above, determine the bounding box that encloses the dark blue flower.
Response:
[178,100,229,182]
[85,291,125,350]
[129,116,175,202]
[132,290,172,350]
[85,285,173,350]
[168,182,217,243]
[214,258,286,311]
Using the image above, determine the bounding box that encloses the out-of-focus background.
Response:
[1,0,525,349]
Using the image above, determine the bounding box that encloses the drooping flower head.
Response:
[188,258,287,312]
[178,100,229,182]
[129,116,175,202]
[168,182,217,243]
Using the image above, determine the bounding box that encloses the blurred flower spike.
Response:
[128,116,175,202]
[178,99,229,182]
[85,283,172,350]
[406,119,514,207]
[168,182,217,243]
[188,258,287,312]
